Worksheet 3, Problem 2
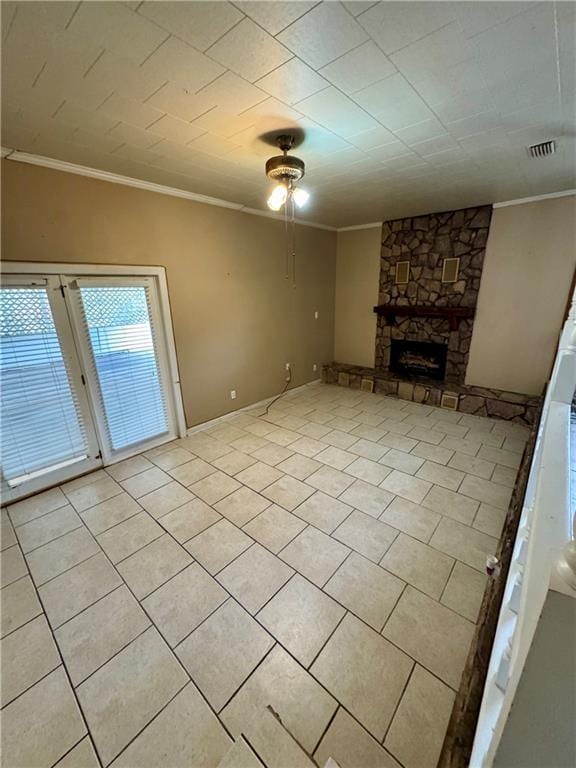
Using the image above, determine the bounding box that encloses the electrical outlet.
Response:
[230,390,236,400]
[313,363,317,372]
[314,310,319,320]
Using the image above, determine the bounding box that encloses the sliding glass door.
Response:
[0,276,101,501]
[1,270,181,503]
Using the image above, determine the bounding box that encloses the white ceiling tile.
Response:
[67,1,169,65]
[72,128,124,155]
[295,86,378,137]
[192,107,257,139]
[1,34,51,94]
[240,96,304,123]
[471,4,557,88]
[140,37,225,93]
[382,153,428,172]
[107,122,163,150]
[297,120,352,154]
[207,18,292,82]
[256,58,329,105]
[113,143,163,166]
[146,83,215,123]
[343,2,378,18]
[486,65,559,114]
[84,52,167,103]
[455,2,537,39]
[147,114,206,145]
[446,111,504,140]
[189,133,240,157]
[408,60,492,110]
[196,71,269,113]
[393,118,447,145]
[353,73,434,129]
[391,23,474,82]
[139,1,243,51]
[458,128,513,153]
[358,1,458,55]
[98,93,164,130]
[411,134,460,157]
[148,139,204,163]
[234,1,317,36]
[500,99,563,131]
[319,41,396,94]
[432,91,495,124]
[54,101,118,134]
[347,124,397,150]
[364,140,412,161]
[4,1,77,45]
[34,49,111,111]
[278,1,368,69]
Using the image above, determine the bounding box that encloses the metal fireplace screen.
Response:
[390,340,448,380]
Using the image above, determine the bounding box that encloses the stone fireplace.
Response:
[375,205,492,383]
[322,203,541,425]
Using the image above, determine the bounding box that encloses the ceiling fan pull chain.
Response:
[284,198,290,281]
[291,195,297,289]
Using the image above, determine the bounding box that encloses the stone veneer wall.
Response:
[376,205,492,381]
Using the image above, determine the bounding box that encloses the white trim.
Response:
[336,221,382,232]
[2,148,337,232]
[494,189,576,208]
[186,379,322,435]
[1,261,187,441]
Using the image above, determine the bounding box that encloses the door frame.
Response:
[1,262,188,458]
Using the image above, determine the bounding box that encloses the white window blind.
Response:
[76,283,170,452]
[0,286,89,485]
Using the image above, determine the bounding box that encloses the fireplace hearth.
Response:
[390,340,447,381]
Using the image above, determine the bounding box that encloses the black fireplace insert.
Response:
[390,340,447,380]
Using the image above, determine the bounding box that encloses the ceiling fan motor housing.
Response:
[265,154,305,182]
[265,134,305,183]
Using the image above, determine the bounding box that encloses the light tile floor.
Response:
[0,382,529,768]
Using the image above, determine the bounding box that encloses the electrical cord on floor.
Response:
[260,365,292,417]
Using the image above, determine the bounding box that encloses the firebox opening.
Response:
[390,340,448,381]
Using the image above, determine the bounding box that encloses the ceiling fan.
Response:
[264,134,309,211]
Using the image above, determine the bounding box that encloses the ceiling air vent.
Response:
[527,140,556,158]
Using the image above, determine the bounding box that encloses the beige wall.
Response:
[466,195,576,396]
[1,160,336,426]
[334,227,381,367]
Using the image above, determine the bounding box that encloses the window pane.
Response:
[79,286,169,451]
[0,287,88,483]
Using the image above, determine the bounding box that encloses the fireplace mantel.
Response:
[373,304,475,331]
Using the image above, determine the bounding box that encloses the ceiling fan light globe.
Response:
[293,187,310,208]
[267,184,287,211]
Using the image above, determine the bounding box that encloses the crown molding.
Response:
[494,189,576,208]
[1,148,337,232]
[337,222,382,232]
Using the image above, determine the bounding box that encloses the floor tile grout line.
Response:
[213,641,278,716]
[71,622,153,691]
[8,500,74,530]
[51,583,128,634]
[5,386,510,760]
[47,734,92,768]
[310,701,340,759]
[379,660,417,753]
[3,538,105,767]
[0,599,43,641]
[15,520,85,556]
[306,610,348,672]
